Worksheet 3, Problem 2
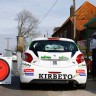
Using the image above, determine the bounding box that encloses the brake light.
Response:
[23,53,33,63]
[48,38,59,40]
[76,54,84,64]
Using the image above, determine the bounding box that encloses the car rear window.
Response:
[29,40,78,52]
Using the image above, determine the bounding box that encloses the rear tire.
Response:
[77,83,86,89]
[20,82,27,89]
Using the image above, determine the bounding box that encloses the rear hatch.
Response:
[29,39,78,68]
[38,52,72,68]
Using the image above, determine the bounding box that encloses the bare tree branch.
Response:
[15,9,39,38]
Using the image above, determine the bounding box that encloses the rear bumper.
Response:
[20,72,87,84]
[20,62,87,84]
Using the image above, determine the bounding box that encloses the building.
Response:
[52,1,96,41]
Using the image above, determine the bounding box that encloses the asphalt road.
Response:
[0,61,96,96]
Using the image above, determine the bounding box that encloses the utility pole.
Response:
[5,38,12,50]
[47,30,49,37]
[73,0,76,40]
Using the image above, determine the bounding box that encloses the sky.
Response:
[0,0,96,53]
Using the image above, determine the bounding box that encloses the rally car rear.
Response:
[20,38,87,89]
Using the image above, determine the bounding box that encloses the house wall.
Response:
[52,20,79,40]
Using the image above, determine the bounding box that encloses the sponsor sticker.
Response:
[79,73,86,76]
[76,69,86,76]
[24,69,34,72]
[39,74,73,79]
[25,73,34,76]
[78,64,86,67]
[59,56,69,60]
[24,69,34,76]
[21,63,31,67]
[41,56,51,59]
[76,69,85,73]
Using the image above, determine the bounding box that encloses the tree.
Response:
[16,10,39,39]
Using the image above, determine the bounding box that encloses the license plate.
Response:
[53,60,57,65]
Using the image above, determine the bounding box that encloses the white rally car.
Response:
[20,37,87,89]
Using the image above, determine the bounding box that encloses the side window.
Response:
[68,44,74,51]
[65,43,76,52]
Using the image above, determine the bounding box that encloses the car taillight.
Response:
[23,53,33,63]
[76,54,84,64]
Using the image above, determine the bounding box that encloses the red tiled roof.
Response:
[71,1,96,31]
[76,20,89,30]
[58,1,96,31]
[70,17,89,30]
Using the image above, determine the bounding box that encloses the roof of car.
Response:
[32,37,75,43]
